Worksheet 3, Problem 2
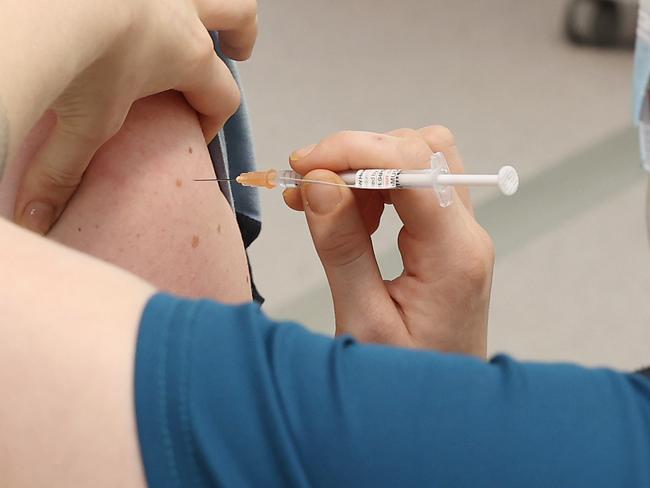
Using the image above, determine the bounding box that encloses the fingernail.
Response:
[304,182,342,215]
[20,201,54,235]
[290,143,317,162]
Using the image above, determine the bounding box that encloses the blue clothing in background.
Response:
[135,293,650,488]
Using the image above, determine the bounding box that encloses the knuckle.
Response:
[98,109,127,140]
[399,137,431,168]
[57,120,103,150]
[329,130,358,147]
[320,130,359,154]
[371,133,394,147]
[391,127,419,138]
[39,162,82,192]
[317,228,369,268]
[187,28,216,68]
[419,125,456,148]
[74,105,127,144]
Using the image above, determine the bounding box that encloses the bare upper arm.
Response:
[1,90,252,303]
[0,218,153,487]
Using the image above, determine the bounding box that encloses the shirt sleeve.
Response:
[135,293,650,488]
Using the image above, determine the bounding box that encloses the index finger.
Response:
[289,131,432,174]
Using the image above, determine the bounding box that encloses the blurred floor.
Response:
[240,0,650,370]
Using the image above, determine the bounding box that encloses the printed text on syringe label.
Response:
[354,169,400,189]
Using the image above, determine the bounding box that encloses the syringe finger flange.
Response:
[430,152,453,208]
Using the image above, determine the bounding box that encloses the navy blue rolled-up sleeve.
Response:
[135,293,650,488]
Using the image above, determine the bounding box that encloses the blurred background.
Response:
[240,0,650,370]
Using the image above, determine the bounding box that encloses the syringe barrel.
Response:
[395,171,434,188]
[276,170,304,188]
[277,170,358,188]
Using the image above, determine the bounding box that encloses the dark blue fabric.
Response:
[135,293,650,488]
[205,32,263,303]
[208,31,261,225]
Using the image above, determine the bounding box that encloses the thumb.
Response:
[301,170,393,334]
[14,121,106,235]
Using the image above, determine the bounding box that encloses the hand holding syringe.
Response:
[196,152,519,207]
[199,127,501,353]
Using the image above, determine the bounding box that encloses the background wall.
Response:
[240,0,650,369]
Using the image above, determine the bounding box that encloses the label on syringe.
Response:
[354,169,400,189]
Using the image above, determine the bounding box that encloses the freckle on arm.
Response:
[191,235,200,249]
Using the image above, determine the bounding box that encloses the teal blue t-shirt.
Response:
[135,293,650,487]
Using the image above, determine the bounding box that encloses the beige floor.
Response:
[240,0,650,370]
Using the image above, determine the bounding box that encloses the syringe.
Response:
[196,152,519,207]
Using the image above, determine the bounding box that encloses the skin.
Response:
[0,216,154,488]
[1,91,251,303]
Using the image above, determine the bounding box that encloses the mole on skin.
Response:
[217,224,221,234]
[191,235,200,249]
[175,178,182,188]
[188,146,193,154]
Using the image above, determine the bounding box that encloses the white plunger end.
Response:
[498,166,519,196]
